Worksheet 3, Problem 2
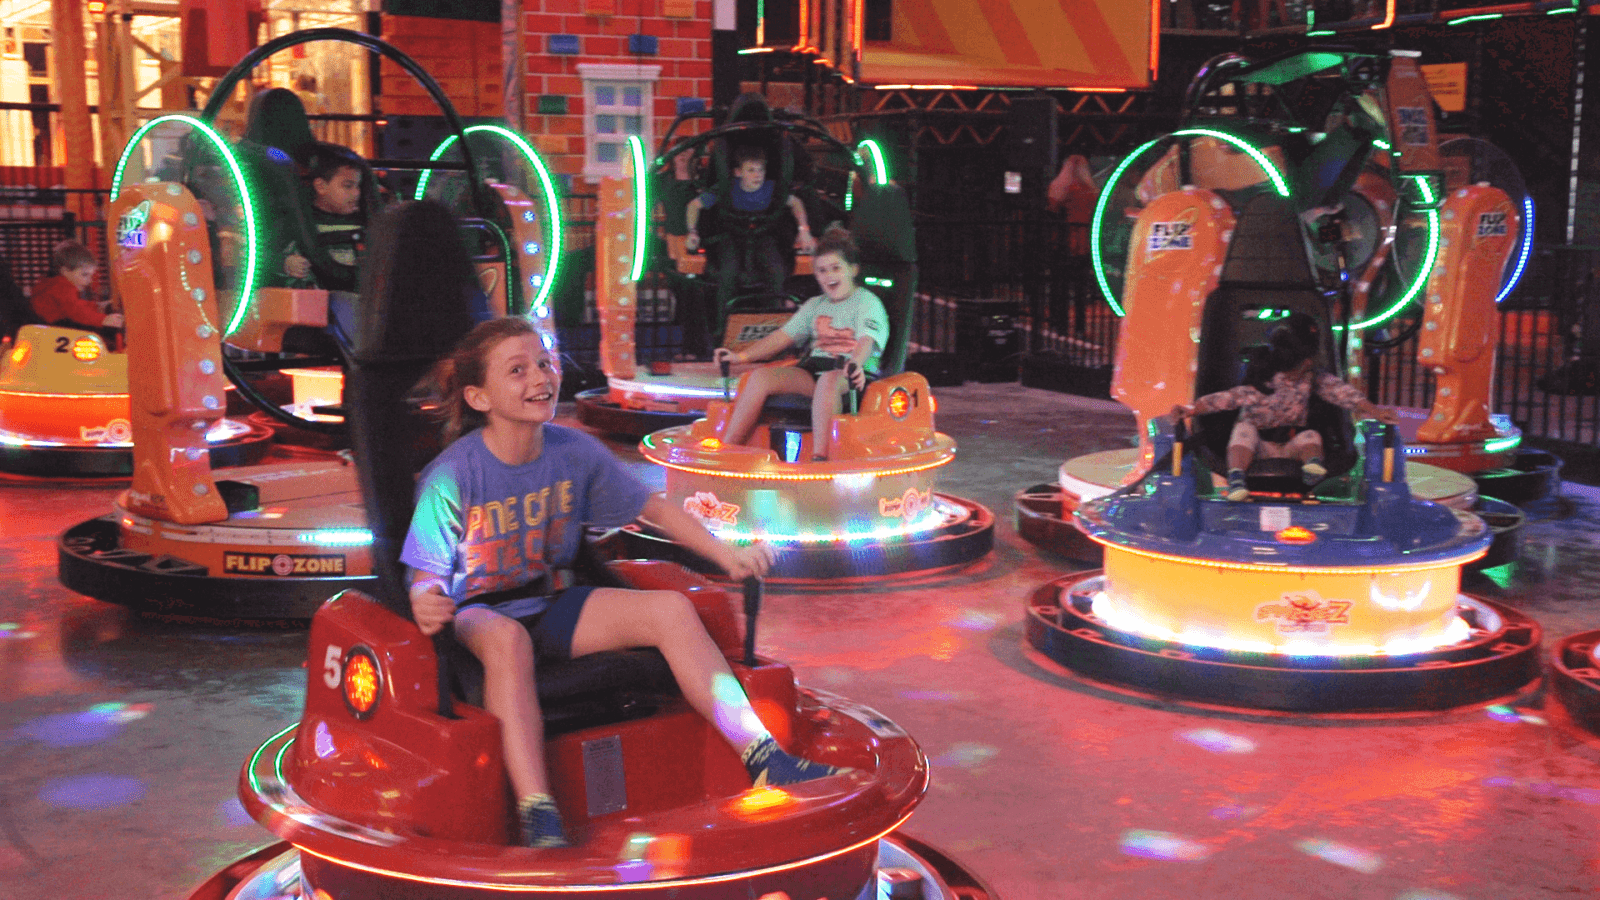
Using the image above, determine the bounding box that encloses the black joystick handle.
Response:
[742,576,762,667]
[432,626,459,719]
[720,356,732,401]
[838,356,861,415]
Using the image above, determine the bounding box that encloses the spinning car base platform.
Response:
[1549,631,1600,737]
[1014,447,1528,570]
[183,567,995,900]
[624,374,994,581]
[0,324,274,478]
[1024,422,1542,715]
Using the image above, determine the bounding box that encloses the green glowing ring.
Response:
[856,139,889,184]
[628,135,649,282]
[111,114,259,338]
[415,125,564,314]
[1090,129,1291,317]
[1345,176,1440,331]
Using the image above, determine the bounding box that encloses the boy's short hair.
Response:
[732,146,767,169]
[52,240,96,272]
[301,141,367,184]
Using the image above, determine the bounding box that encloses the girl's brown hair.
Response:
[812,223,859,266]
[422,316,558,443]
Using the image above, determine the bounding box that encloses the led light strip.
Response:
[111,114,258,338]
[1496,194,1534,304]
[1090,129,1290,316]
[855,139,888,185]
[655,453,952,482]
[1346,175,1440,330]
[415,125,564,314]
[1089,533,1486,574]
[628,135,649,283]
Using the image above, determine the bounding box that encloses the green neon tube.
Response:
[1346,176,1440,331]
[112,114,259,338]
[856,139,889,184]
[415,124,564,314]
[1089,129,1290,317]
[628,135,649,282]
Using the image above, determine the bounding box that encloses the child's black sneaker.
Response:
[1225,468,1249,502]
[742,734,845,787]
[518,794,569,848]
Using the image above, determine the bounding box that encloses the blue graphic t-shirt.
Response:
[698,179,776,213]
[401,425,654,611]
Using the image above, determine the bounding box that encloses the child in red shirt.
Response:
[30,241,122,332]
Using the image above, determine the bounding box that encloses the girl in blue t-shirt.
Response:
[712,226,888,460]
[404,317,843,849]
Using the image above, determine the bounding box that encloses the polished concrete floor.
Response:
[5,383,1600,899]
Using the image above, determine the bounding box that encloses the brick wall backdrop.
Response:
[379,2,712,183]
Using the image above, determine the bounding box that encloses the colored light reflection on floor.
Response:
[1396,890,1464,900]
[898,689,969,702]
[1118,829,1213,862]
[1483,776,1600,804]
[16,702,153,748]
[0,622,37,639]
[931,742,998,769]
[943,610,1002,631]
[1485,704,1546,725]
[38,774,146,809]
[219,796,254,827]
[1175,727,1257,754]
[1295,838,1383,874]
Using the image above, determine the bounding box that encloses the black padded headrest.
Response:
[1219,194,1316,288]
[349,200,481,612]
[243,88,316,159]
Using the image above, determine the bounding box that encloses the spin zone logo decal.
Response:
[1477,211,1509,238]
[1255,590,1351,634]
[79,418,133,443]
[879,487,932,520]
[683,491,740,526]
[223,552,346,577]
[1146,218,1195,253]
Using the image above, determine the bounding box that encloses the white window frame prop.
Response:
[577,63,661,180]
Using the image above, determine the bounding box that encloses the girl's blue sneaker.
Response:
[518,794,570,848]
[742,735,845,787]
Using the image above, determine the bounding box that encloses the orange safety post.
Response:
[109,183,229,525]
[1110,187,1235,471]
[595,174,638,380]
[1414,184,1519,446]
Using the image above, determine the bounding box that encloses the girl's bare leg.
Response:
[569,588,766,751]
[456,607,551,798]
[810,369,845,459]
[721,366,816,448]
[1226,420,1260,472]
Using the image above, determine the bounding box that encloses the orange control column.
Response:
[1110,188,1234,468]
[1386,55,1440,175]
[595,174,637,379]
[110,184,228,525]
[1415,184,1518,446]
